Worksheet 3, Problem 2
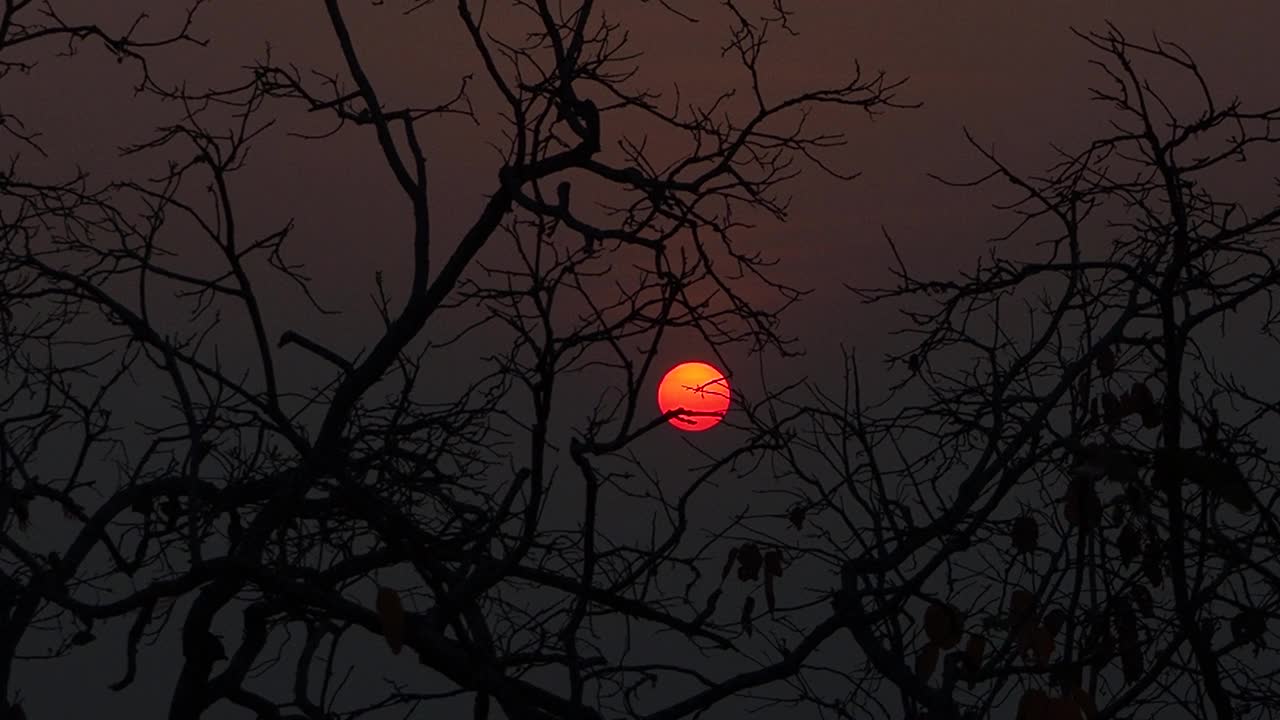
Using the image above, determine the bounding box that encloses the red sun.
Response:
[657,361,731,432]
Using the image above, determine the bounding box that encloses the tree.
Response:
[762,23,1280,720]
[7,4,1278,720]
[0,1,911,718]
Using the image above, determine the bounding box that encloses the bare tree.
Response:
[0,1,912,718]
[756,23,1280,720]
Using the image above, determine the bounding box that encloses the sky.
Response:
[17,1,1280,362]
[6,1,1280,717]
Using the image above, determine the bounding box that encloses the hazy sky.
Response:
[16,2,1280,363]
[7,1,1280,717]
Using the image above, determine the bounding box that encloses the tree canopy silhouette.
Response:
[784,24,1280,720]
[2,3,1279,720]
[1,1,908,718]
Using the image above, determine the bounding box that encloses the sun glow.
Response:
[657,361,731,431]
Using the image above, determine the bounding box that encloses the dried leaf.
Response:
[1205,416,1220,449]
[764,571,776,614]
[1047,697,1086,720]
[737,543,763,582]
[787,506,805,530]
[13,495,29,531]
[1200,618,1218,643]
[1097,347,1116,376]
[1087,628,1115,670]
[1100,447,1141,485]
[1115,598,1139,649]
[1057,667,1084,696]
[1042,608,1067,638]
[1120,645,1143,684]
[721,546,739,581]
[1231,609,1266,646]
[1101,392,1120,421]
[964,633,986,669]
[1143,542,1164,588]
[1117,525,1141,565]
[1116,392,1140,418]
[1130,584,1154,617]
[694,588,721,625]
[376,587,406,655]
[764,549,784,578]
[1009,589,1036,624]
[924,602,964,649]
[1017,688,1051,720]
[740,595,756,637]
[1129,381,1155,412]
[916,642,940,680]
[1063,479,1101,530]
[1179,451,1253,511]
[1030,625,1054,668]
[1071,687,1098,719]
[1215,469,1253,512]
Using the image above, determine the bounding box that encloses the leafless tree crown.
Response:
[2,5,1279,720]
